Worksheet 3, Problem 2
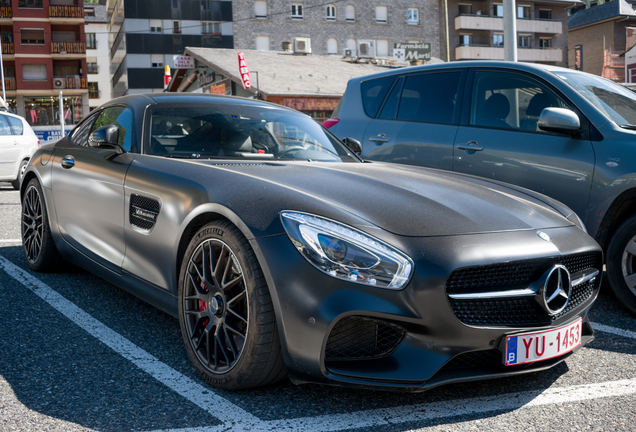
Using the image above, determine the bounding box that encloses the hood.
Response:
[196,160,574,237]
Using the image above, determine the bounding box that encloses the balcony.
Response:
[0,5,11,21]
[456,45,562,62]
[54,75,87,89]
[51,41,86,57]
[89,89,100,99]
[2,42,13,55]
[4,77,15,91]
[49,5,84,23]
[454,15,562,34]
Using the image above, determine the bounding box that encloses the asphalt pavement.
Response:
[0,183,635,432]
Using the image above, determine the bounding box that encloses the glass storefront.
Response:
[24,95,83,126]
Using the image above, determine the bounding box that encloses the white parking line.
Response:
[2,253,636,432]
[0,239,21,243]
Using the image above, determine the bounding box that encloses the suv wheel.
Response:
[606,215,636,316]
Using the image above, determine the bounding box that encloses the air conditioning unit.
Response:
[292,37,311,54]
[53,78,65,89]
[343,48,357,58]
[357,40,376,58]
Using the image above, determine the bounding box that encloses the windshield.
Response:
[147,105,359,162]
[555,71,636,127]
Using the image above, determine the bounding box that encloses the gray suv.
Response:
[327,61,636,316]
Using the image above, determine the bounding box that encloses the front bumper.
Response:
[252,225,602,392]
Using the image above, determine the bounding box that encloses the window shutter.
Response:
[345,5,355,20]
[254,1,267,17]
[23,64,47,81]
[375,6,387,22]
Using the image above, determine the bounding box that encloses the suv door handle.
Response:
[61,155,75,169]
[457,141,484,152]
[369,133,390,144]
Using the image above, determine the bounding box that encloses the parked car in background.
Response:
[0,110,40,189]
[327,61,636,316]
[20,93,601,391]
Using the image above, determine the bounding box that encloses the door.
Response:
[453,69,596,219]
[363,70,464,170]
[0,115,19,179]
[51,106,135,272]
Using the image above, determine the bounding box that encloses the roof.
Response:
[568,0,634,29]
[182,47,443,97]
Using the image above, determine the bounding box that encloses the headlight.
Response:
[567,212,587,234]
[280,211,414,290]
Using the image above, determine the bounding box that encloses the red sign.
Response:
[237,51,251,89]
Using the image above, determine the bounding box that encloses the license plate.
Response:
[504,318,582,366]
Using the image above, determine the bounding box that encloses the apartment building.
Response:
[107,0,234,97]
[231,0,441,59]
[84,0,110,109]
[447,0,581,67]
[1,0,89,133]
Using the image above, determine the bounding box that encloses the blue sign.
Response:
[34,128,70,143]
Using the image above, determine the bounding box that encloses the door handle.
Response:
[457,141,484,152]
[369,133,390,144]
[61,155,75,169]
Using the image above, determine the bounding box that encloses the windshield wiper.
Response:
[619,124,636,130]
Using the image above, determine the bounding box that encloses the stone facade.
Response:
[231,0,442,59]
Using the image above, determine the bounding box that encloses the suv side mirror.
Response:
[89,125,124,153]
[342,137,362,155]
[538,108,581,135]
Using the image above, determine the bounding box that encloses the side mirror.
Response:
[538,108,581,135]
[89,125,123,153]
[342,137,362,155]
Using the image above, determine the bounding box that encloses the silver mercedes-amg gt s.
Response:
[20,94,602,391]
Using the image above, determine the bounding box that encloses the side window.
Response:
[91,106,133,151]
[6,116,24,135]
[397,72,462,124]
[379,77,404,119]
[470,71,569,132]
[0,115,13,135]
[70,112,99,146]
[360,75,395,118]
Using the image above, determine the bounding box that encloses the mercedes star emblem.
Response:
[540,265,571,316]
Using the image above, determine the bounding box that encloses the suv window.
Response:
[70,112,99,146]
[470,71,568,131]
[0,115,13,135]
[360,75,395,118]
[396,72,462,124]
[6,116,23,135]
[91,106,133,151]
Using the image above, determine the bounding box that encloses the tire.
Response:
[11,159,28,190]
[606,214,636,316]
[21,179,64,272]
[178,220,287,390]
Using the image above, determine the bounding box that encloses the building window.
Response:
[88,82,99,99]
[172,0,179,9]
[151,54,164,68]
[377,39,389,56]
[254,0,267,18]
[173,21,181,33]
[326,4,336,21]
[345,4,355,21]
[18,0,42,8]
[518,34,531,48]
[458,4,472,15]
[494,4,503,17]
[202,21,221,35]
[86,33,96,49]
[20,29,44,45]
[459,34,472,46]
[346,38,356,50]
[517,5,530,19]
[407,8,418,24]
[84,8,95,17]
[255,36,270,51]
[150,19,162,32]
[327,37,338,54]
[22,64,46,81]
[87,62,98,74]
[539,9,552,19]
[291,3,303,19]
[375,6,388,23]
[539,37,552,48]
[493,33,503,46]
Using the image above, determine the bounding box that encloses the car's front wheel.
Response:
[607,214,636,316]
[178,220,287,390]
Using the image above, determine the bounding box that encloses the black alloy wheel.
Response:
[607,214,636,316]
[178,220,287,390]
[183,238,248,373]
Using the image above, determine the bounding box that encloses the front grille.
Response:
[130,194,160,231]
[447,252,602,327]
[324,316,406,361]
[442,349,502,370]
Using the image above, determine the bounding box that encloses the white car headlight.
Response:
[280,212,414,290]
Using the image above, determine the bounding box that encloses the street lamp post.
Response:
[504,0,518,62]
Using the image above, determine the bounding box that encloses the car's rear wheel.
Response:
[178,220,287,390]
[607,215,636,316]
[21,178,63,272]
[12,159,28,190]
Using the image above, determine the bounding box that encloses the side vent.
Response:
[130,194,160,231]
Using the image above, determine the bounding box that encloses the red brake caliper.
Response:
[200,280,209,327]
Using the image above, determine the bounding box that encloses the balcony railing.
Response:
[455,15,562,34]
[54,76,88,89]
[89,90,100,99]
[49,5,84,19]
[51,41,86,54]
[4,77,15,90]
[2,42,13,54]
[456,45,562,62]
[0,6,11,18]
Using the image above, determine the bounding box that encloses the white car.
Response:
[0,110,40,189]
